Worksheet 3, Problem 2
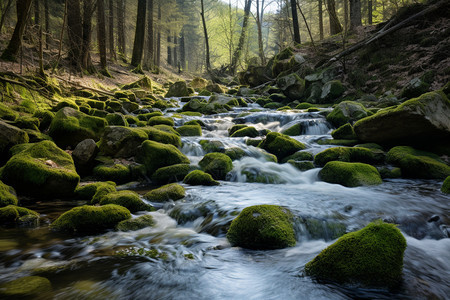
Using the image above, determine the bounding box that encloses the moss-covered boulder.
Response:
[326,101,370,127]
[400,78,429,99]
[320,80,345,102]
[151,164,191,184]
[49,107,107,148]
[121,76,152,92]
[230,126,259,138]
[165,81,190,97]
[183,170,219,186]
[137,140,190,175]
[227,205,296,250]
[0,141,80,198]
[91,182,117,204]
[258,132,306,161]
[93,164,131,184]
[314,147,382,167]
[98,126,148,158]
[305,221,406,288]
[0,205,39,226]
[13,116,40,131]
[148,116,174,126]
[386,146,450,179]
[224,147,246,160]
[280,151,314,163]
[176,124,202,136]
[0,120,29,162]
[189,77,208,89]
[319,161,382,187]
[199,152,233,180]
[276,73,305,100]
[99,190,151,212]
[281,123,302,136]
[0,102,18,121]
[199,140,225,153]
[228,124,248,136]
[74,181,116,200]
[442,176,450,193]
[0,181,18,207]
[142,127,181,147]
[116,214,154,231]
[331,123,357,140]
[0,276,52,298]
[144,183,185,202]
[33,110,55,131]
[354,91,450,145]
[106,112,128,126]
[51,204,131,233]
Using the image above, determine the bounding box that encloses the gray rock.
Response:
[0,121,29,162]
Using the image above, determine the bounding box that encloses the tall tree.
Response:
[230,0,252,74]
[81,0,96,71]
[144,0,154,69]
[290,0,301,44]
[344,0,349,30]
[318,0,323,40]
[44,0,49,49]
[97,0,107,70]
[167,32,172,65]
[0,0,14,34]
[108,0,116,60]
[34,0,40,26]
[256,0,265,64]
[179,31,185,71]
[327,0,342,35]
[200,0,211,71]
[1,0,33,61]
[155,1,161,67]
[349,0,362,30]
[131,0,147,66]
[368,0,373,25]
[117,0,126,61]
[67,0,83,69]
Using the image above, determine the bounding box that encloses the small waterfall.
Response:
[302,119,332,135]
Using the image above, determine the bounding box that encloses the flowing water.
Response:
[0,97,449,299]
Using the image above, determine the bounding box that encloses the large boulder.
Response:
[199,152,233,180]
[400,78,429,99]
[176,124,202,136]
[276,73,305,100]
[0,141,80,198]
[319,161,382,187]
[226,205,296,250]
[386,146,450,179]
[354,91,450,145]
[0,205,39,226]
[320,80,345,103]
[49,107,107,148]
[74,181,116,200]
[144,183,185,202]
[72,139,99,174]
[183,170,219,186]
[0,180,18,207]
[165,81,190,97]
[151,164,191,184]
[99,190,151,212]
[442,176,450,193]
[305,221,406,288]
[51,204,131,233]
[258,132,306,161]
[314,147,383,167]
[0,276,52,298]
[93,164,131,184]
[116,214,154,231]
[331,123,357,140]
[98,126,148,158]
[326,101,370,127]
[136,140,190,175]
[142,127,181,147]
[0,120,29,162]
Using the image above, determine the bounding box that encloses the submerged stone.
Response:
[116,215,154,231]
[0,276,52,298]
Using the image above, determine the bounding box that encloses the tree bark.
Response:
[131,0,146,67]
[0,0,14,34]
[144,0,154,68]
[167,33,172,66]
[1,0,33,61]
[34,0,40,26]
[230,0,252,74]
[155,2,161,67]
[327,0,342,35]
[173,34,177,67]
[180,31,185,71]
[97,0,107,70]
[66,0,83,69]
[108,0,116,60]
[81,0,95,72]
[318,0,323,40]
[200,0,211,71]
[255,0,265,64]
[44,0,49,49]
[349,0,362,30]
[290,0,301,44]
[117,0,126,61]
[344,0,349,31]
[368,0,373,25]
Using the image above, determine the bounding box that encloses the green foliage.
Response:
[144,183,186,202]
[319,161,382,187]
[99,190,152,213]
[183,170,219,186]
[116,215,154,231]
[137,140,190,175]
[51,204,131,233]
[227,205,296,250]
[0,276,52,298]
[199,152,233,180]
[0,180,18,207]
[305,221,406,288]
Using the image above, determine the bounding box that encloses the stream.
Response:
[0,97,449,299]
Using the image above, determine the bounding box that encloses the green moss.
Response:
[0,141,80,198]
[106,113,128,126]
[228,124,248,136]
[151,164,191,184]
[305,221,406,288]
[0,180,18,207]
[314,147,381,167]
[288,160,315,171]
[137,140,190,175]
[53,100,79,112]
[116,215,154,231]
[74,181,116,200]
[0,276,52,298]
[227,205,296,250]
[281,151,314,163]
[122,76,152,92]
[264,102,284,109]
[99,190,152,212]
[148,116,174,126]
[230,126,259,138]
[199,152,233,180]
[165,81,190,97]
[0,102,18,121]
[326,101,369,127]
[317,139,359,147]
[378,167,402,179]
[224,147,246,160]
[91,182,117,204]
[281,123,302,136]
[144,183,185,202]
[183,170,219,186]
[51,204,131,233]
[319,161,382,187]
[93,164,131,184]
[137,111,163,121]
[33,110,54,131]
[258,132,306,161]
[176,124,202,136]
[0,205,39,226]
[199,140,225,153]
[141,127,181,147]
[13,116,40,131]
[386,146,450,179]
[331,123,357,140]
[441,176,450,193]
[180,111,203,117]
[295,102,313,109]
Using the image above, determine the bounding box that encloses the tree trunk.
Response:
[349,0,362,30]
[167,33,172,66]
[81,0,95,71]
[97,0,107,70]
[1,0,33,61]
[131,0,146,67]
[108,0,116,60]
[256,0,265,64]
[368,0,373,25]
[117,0,126,61]
[327,0,342,35]
[144,0,154,69]
[34,0,40,26]
[290,0,301,44]
[155,2,161,67]
[318,0,323,40]
[230,0,252,74]
[173,34,177,67]
[44,0,49,49]
[180,31,185,71]
[344,0,349,31]
[0,0,14,34]
[200,0,210,71]
[66,0,83,69]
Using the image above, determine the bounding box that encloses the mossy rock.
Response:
[147,116,174,126]
[142,127,181,147]
[199,152,233,180]
[91,182,117,204]
[199,140,225,153]
[99,190,151,213]
[0,205,39,226]
[122,76,152,91]
[0,276,52,298]
[314,147,382,167]
[441,176,450,193]
[0,141,80,198]
[281,123,302,136]
[137,111,163,121]
[287,160,315,171]
[264,102,284,109]
[305,221,406,288]
[319,161,382,187]
[24,129,51,143]
[224,147,246,160]
[53,100,79,112]
[33,110,55,131]
[176,124,202,136]
[400,78,429,99]
[258,132,306,161]
[228,124,248,136]
[281,151,314,163]
[106,113,128,126]
[317,139,359,147]
[320,80,345,102]
[326,101,370,127]
[116,215,154,231]
[0,180,18,207]
[137,140,190,175]
[13,116,40,131]
[151,164,191,184]
[106,100,123,112]
[189,77,208,89]
[51,204,131,233]
[331,123,357,140]
[378,167,402,179]
[230,126,259,138]
[144,183,185,202]
[165,81,190,97]
[386,146,450,179]
[226,205,296,250]
[0,102,18,121]
[93,164,131,184]
[74,181,116,200]
[98,126,148,158]
[295,102,314,109]
[183,170,219,186]
[49,107,107,148]
[0,120,29,162]
[153,124,179,135]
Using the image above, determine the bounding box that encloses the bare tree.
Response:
[230,0,252,74]
[290,0,301,44]
[131,0,147,67]
[117,0,126,61]
[200,0,211,71]
[108,0,116,60]
[97,0,108,71]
